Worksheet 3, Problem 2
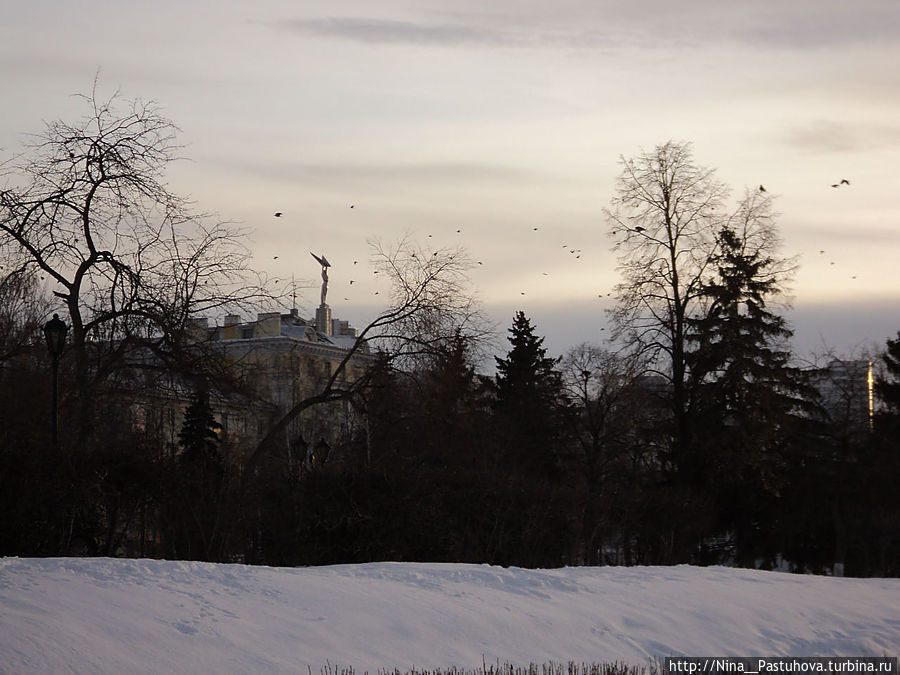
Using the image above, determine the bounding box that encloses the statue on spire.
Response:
[310,252,331,306]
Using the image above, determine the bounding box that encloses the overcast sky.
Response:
[2,0,898,360]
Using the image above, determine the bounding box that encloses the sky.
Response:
[2,557,899,672]
[2,0,899,361]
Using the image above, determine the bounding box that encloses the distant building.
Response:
[132,306,372,467]
[808,359,874,433]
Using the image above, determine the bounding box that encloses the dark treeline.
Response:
[2,309,900,576]
[2,93,899,575]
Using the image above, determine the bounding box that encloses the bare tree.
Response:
[560,343,648,563]
[0,253,51,364]
[604,142,797,462]
[604,140,728,458]
[244,235,489,473]
[0,85,270,444]
[725,187,797,297]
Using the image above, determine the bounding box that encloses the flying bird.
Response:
[634,226,645,232]
[349,280,354,285]
[350,205,354,209]
[533,227,538,231]
[840,179,850,185]
[273,256,278,260]
[274,212,283,217]
[759,185,766,192]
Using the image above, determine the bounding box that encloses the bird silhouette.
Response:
[274,212,283,217]
[350,205,355,208]
[533,227,538,231]
[840,179,850,185]
[273,256,278,260]
[349,280,354,285]
[634,226,645,232]
[759,185,766,192]
[456,229,461,233]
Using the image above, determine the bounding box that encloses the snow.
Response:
[1,558,898,674]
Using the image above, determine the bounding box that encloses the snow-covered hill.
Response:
[1,558,898,674]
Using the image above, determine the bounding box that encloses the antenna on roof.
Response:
[291,274,297,310]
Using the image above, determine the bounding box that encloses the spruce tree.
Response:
[178,388,222,463]
[687,226,808,560]
[494,312,564,472]
[876,332,900,415]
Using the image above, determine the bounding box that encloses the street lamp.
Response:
[43,313,67,450]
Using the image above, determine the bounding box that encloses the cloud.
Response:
[780,120,900,154]
[787,298,900,357]
[280,17,519,48]
[793,223,900,248]
[733,6,900,49]
[286,1,900,53]
[229,159,547,188]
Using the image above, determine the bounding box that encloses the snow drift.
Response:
[1,558,898,674]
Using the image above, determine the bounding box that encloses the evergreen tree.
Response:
[494,312,565,473]
[178,388,221,463]
[164,387,229,561]
[687,226,808,561]
[876,332,900,416]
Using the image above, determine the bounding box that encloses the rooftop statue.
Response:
[310,252,331,306]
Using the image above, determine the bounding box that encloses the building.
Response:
[128,304,372,468]
[808,359,874,433]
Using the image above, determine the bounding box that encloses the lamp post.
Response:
[43,313,68,450]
